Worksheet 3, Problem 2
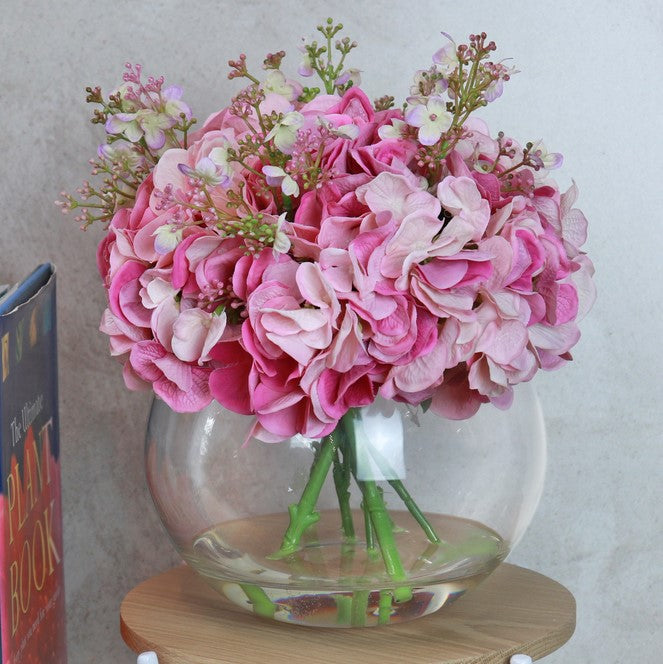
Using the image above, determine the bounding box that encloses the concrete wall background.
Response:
[1,0,661,661]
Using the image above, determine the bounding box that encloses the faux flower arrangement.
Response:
[60,20,595,625]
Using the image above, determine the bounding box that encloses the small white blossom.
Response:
[137,110,175,150]
[172,307,227,365]
[152,224,184,254]
[378,119,408,140]
[265,111,305,154]
[404,96,453,146]
[483,64,519,102]
[262,165,299,197]
[140,277,178,310]
[409,69,448,97]
[208,142,233,178]
[317,116,359,140]
[97,140,145,171]
[110,82,140,112]
[529,140,563,170]
[106,112,144,143]
[262,70,299,102]
[297,38,314,76]
[432,32,459,75]
[272,212,291,258]
[161,85,192,121]
[178,157,228,187]
[106,109,175,150]
[335,68,362,87]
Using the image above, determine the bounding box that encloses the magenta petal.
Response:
[171,235,199,289]
[256,403,302,438]
[317,366,374,420]
[418,259,468,289]
[208,342,253,415]
[490,388,514,410]
[551,283,579,325]
[130,340,166,382]
[119,278,151,328]
[209,366,253,414]
[122,361,150,391]
[109,261,146,323]
[390,334,449,393]
[327,87,375,123]
[478,320,527,365]
[430,369,484,420]
[153,353,192,391]
[154,365,212,412]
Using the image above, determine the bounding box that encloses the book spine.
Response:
[0,269,67,663]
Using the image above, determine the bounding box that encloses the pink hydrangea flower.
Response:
[87,50,595,441]
[130,340,213,412]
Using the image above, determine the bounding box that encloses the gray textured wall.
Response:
[1,1,661,662]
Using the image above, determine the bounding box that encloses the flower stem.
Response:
[387,479,441,544]
[340,409,412,602]
[378,590,393,625]
[350,589,369,626]
[361,496,379,560]
[335,595,353,625]
[333,448,356,540]
[270,432,338,558]
[344,413,441,545]
[240,584,276,619]
[410,541,442,574]
[357,479,412,603]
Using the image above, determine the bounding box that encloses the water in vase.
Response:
[182,510,508,627]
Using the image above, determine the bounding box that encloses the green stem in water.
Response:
[345,414,441,544]
[335,595,353,626]
[270,432,338,559]
[378,590,393,625]
[240,584,276,619]
[361,497,379,561]
[377,484,398,533]
[350,589,369,626]
[388,479,441,544]
[333,448,355,540]
[410,541,443,574]
[340,409,412,602]
[358,479,412,603]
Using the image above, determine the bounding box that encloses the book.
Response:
[0,264,67,663]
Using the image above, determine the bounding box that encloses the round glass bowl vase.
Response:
[145,386,546,628]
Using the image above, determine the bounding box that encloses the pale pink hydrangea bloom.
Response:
[94,47,595,441]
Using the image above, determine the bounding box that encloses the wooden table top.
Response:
[120,563,575,663]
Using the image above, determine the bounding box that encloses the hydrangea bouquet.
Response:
[60,20,594,625]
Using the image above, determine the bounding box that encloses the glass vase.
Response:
[145,386,545,628]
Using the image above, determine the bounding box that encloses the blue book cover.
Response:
[0,264,67,663]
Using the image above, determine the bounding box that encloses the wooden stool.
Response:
[121,563,575,663]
